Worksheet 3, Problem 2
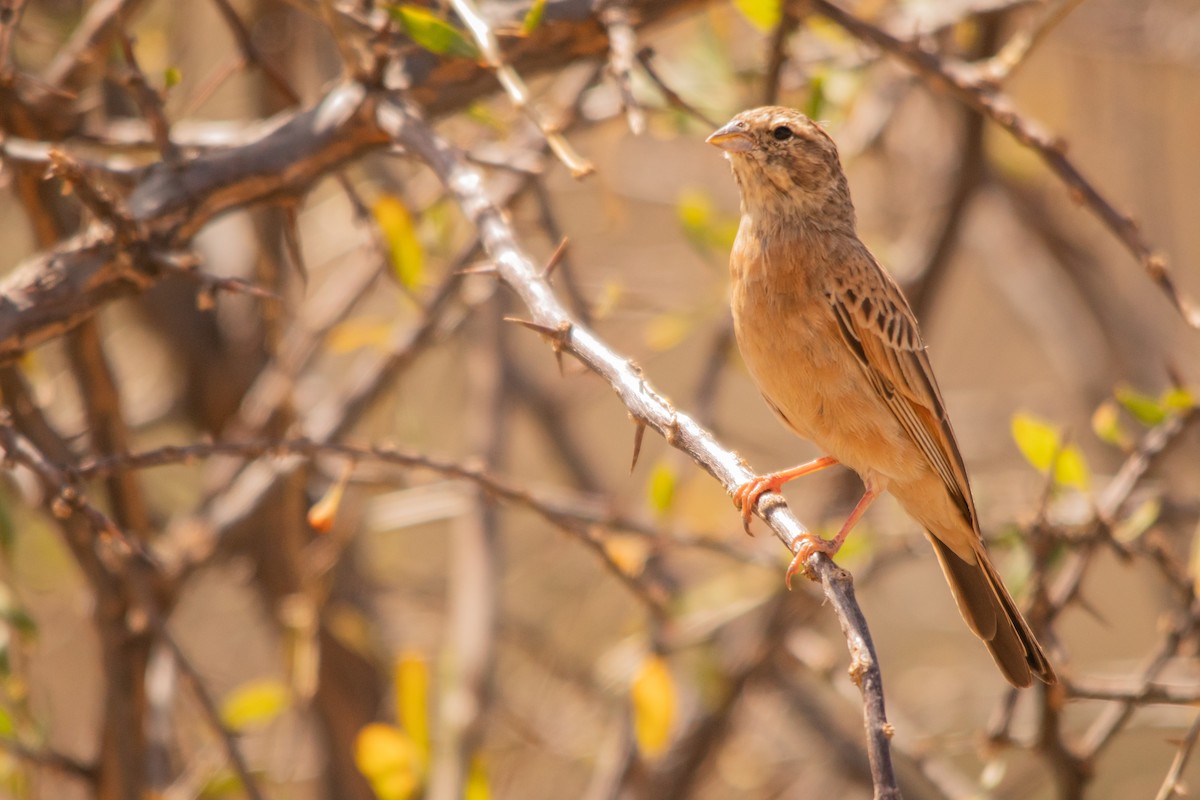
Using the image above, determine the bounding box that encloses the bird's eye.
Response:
[772,126,793,141]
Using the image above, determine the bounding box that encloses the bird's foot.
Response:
[732,474,786,535]
[731,457,839,535]
[784,534,844,588]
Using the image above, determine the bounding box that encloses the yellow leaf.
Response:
[355,723,424,800]
[1052,446,1090,491]
[521,0,546,35]
[1115,384,1167,426]
[198,768,242,798]
[220,679,289,732]
[1011,412,1060,472]
[733,0,781,31]
[603,535,650,577]
[465,754,490,800]
[644,313,692,352]
[646,463,677,517]
[394,653,429,755]
[388,6,479,58]
[328,319,396,354]
[1162,387,1196,412]
[1011,412,1089,490]
[374,195,425,289]
[1091,401,1130,449]
[676,188,712,233]
[631,655,675,758]
[163,66,182,89]
[676,189,738,252]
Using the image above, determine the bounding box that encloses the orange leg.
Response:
[732,456,838,534]
[785,483,882,589]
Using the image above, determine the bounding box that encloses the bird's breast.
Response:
[730,250,925,485]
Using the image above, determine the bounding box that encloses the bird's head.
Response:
[707,107,854,232]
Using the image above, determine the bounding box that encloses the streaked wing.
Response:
[824,249,979,532]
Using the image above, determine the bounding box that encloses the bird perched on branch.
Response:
[707,106,1055,688]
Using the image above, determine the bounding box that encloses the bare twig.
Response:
[598,0,645,135]
[635,47,718,127]
[448,0,594,176]
[979,0,1087,83]
[1154,712,1200,800]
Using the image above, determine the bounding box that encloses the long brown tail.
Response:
[928,535,1056,687]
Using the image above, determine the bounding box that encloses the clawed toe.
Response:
[784,535,840,589]
[732,477,774,535]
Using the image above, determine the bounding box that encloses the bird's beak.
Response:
[706,121,753,153]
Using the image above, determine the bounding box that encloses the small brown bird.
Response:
[707,107,1055,687]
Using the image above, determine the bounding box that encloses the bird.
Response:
[706,106,1055,688]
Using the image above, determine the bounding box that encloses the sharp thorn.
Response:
[457,261,498,276]
[629,420,646,474]
[541,236,570,282]
[503,316,560,337]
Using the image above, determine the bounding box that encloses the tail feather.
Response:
[927,534,1056,688]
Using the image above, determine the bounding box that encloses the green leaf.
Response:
[521,0,547,35]
[220,679,290,731]
[389,6,479,58]
[3,607,35,639]
[733,0,782,32]
[1114,498,1161,543]
[647,463,677,516]
[163,66,182,90]
[0,709,14,738]
[374,195,425,290]
[803,72,826,121]
[1115,384,1167,427]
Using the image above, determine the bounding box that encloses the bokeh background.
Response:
[0,0,1198,798]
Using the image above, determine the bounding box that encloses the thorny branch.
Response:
[381,97,903,798]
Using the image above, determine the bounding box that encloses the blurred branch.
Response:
[1154,713,1200,800]
[43,0,148,96]
[904,10,998,319]
[635,47,718,128]
[0,738,96,783]
[598,0,645,135]
[764,0,805,105]
[380,96,903,800]
[449,0,593,176]
[978,0,1087,83]
[428,309,505,800]
[811,0,1200,329]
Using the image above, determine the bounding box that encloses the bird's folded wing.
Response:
[824,250,979,533]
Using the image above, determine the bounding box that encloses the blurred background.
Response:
[0,0,1198,798]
